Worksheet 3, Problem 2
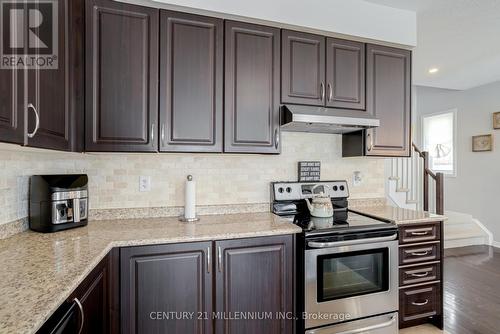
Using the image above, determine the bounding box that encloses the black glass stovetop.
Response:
[289,210,396,236]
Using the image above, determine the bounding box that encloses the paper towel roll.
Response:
[184,175,196,220]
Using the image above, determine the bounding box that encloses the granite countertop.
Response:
[350,205,447,225]
[0,212,300,334]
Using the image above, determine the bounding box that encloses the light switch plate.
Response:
[139,176,151,192]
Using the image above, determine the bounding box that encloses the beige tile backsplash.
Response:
[0,132,386,225]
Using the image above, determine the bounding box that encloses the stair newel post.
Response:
[436,172,444,215]
[423,151,430,211]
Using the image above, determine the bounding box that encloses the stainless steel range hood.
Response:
[280,105,380,134]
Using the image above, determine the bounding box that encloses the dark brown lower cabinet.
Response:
[398,222,444,330]
[68,250,118,334]
[215,236,293,334]
[120,235,294,334]
[120,241,213,334]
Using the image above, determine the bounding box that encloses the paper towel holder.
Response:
[179,175,200,222]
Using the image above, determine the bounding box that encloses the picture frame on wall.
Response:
[472,134,493,152]
[493,112,500,129]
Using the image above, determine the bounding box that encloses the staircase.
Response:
[388,143,490,248]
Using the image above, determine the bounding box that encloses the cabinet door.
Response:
[215,235,293,334]
[326,38,365,110]
[70,252,110,334]
[224,21,280,153]
[26,0,84,151]
[281,30,325,106]
[159,11,223,152]
[86,0,159,152]
[121,242,213,334]
[365,45,411,157]
[0,68,24,145]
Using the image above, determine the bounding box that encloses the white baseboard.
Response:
[492,241,500,248]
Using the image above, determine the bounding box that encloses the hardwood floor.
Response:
[402,245,500,334]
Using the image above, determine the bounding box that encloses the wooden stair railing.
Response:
[412,143,444,215]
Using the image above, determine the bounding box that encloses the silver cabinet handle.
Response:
[27,103,40,138]
[320,82,325,101]
[207,247,211,274]
[217,246,223,272]
[151,124,155,142]
[327,83,333,101]
[412,299,429,306]
[410,271,430,278]
[161,123,165,146]
[408,250,430,256]
[73,298,85,334]
[274,128,279,149]
[411,231,430,236]
[366,133,373,151]
[308,233,397,249]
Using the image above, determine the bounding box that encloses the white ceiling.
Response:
[365,0,500,90]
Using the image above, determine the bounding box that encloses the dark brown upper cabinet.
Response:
[224,21,281,153]
[281,30,325,106]
[27,0,84,151]
[120,242,213,334]
[326,38,365,110]
[0,0,84,151]
[343,45,411,157]
[85,0,159,152]
[365,44,411,157]
[0,68,24,145]
[159,11,223,153]
[215,235,294,334]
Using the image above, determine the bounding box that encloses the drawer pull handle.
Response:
[410,271,430,278]
[411,231,429,236]
[412,299,429,306]
[409,250,430,256]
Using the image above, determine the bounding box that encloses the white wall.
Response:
[137,0,417,46]
[415,83,500,240]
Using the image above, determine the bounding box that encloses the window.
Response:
[422,110,457,176]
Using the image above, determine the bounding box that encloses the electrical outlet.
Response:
[353,171,362,187]
[139,176,151,192]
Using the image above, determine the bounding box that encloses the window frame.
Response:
[420,109,458,178]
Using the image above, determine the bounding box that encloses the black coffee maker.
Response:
[29,174,89,233]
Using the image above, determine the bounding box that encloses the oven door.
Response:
[304,232,398,329]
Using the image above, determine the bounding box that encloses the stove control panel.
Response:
[272,181,349,201]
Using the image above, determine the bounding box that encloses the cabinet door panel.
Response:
[326,38,365,110]
[86,0,158,152]
[27,0,71,151]
[0,68,23,144]
[159,11,223,152]
[215,235,293,334]
[224,21,280,153]
[366,45,411,157]
[121,242,213,334]
[282,30,325,106]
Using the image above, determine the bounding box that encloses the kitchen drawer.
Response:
[399,263,440,286]
[399,283,441,323]
[399,243,440,265]
[399,223,440,244]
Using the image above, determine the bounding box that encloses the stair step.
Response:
[388,176,400,180]
[445,236,489,249]
[396,188,410,193]
[406,200,419,204]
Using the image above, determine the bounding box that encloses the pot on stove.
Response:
[305,185,334,218]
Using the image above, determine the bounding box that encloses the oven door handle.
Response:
[307,233,398,248]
